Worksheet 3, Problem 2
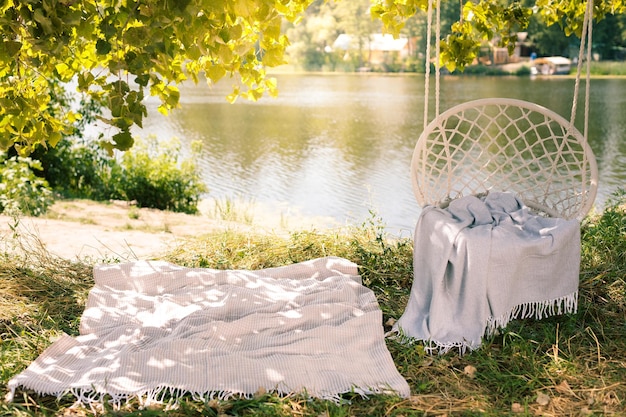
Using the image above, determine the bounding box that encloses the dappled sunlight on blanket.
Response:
[8,256,409,405]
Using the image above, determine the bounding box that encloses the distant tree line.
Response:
[2,0,623,154]
[285,0,626,72]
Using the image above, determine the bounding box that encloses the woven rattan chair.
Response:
[392,0,599,353]
[410,98,598,220]
[410,0,597,220]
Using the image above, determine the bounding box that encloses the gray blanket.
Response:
[394,192,580,353]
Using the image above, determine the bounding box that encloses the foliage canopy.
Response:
[1,0,314,154]
[372,0,626,72]
[1,0,625,153]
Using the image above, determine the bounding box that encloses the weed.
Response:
[0,156,53,217]
[212,196,255,224]
[128,206,140,220]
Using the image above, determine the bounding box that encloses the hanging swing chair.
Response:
[411,1,598,219]
[412,97,597,220]
[393,0,598,353]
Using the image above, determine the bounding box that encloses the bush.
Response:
[459,64,508,76]
[40,136,207,214]
[33,84,116,201]
[40,138,117,201]
[110,137,207,214]
[0,156,54,216]
[28,81,207,214]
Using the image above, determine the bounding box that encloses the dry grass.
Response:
[1,195,625,416]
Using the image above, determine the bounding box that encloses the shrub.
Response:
[0,156,54,216]
[40,138,118,201]
[459,64,508,76]
[10,77,207,214]
[39,135,207,214]
[34,84,116,201]
[110,137,207,214]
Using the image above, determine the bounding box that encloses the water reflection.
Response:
[138,74,625,235]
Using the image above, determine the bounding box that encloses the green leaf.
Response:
[62,9,82,26]
[262,47,286,67]
[112,117,134,130]
[234,0,253,17]
[187,44,202,60]
[77,72,95,90]
[226,87,240,104]
[135,74,150,87]
[112,131,134,150]
[207,65,226,83]
[157,104,169,115]
[165,86,180,108]
[110,80,130,94]
[54,63,74,82]
[101,140,115,157]
[2,41,22,57]
[110,96,124,118]
[48,131,62,147]
[96,39,112,55]
[33,8,54,34]
[217,44,234,63]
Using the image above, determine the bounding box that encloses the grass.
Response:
[212,196,256,225]
[588,61,626,76]
[1,193,625,416]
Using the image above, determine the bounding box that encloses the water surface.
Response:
[139,74,625,235]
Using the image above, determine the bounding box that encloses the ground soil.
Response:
[0,199,334,262]
[0,200,237,261]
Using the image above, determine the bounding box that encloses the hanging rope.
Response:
[570,0,594,138]
[567,0,594,201]
[423,0,442,127]
[434,0,441,117]
[423,0,433,129]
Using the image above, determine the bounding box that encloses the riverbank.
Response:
[464,60,626,76]
[2,195,625,416]
[273,60,626,76]
[0,198,340,261]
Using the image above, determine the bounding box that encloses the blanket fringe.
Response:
[8,384,398,410]
[389,291,578,355]
[386,329,476,356]
[486,291,578,336]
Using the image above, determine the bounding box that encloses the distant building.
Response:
[332,33,416,68]
[479,32,531,65]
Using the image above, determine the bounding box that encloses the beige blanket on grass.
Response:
[8,257,409,405]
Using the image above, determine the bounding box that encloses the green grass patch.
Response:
[589,61,626,76]
[1,193,625,416]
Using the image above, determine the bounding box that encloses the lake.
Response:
[138,73,625,236]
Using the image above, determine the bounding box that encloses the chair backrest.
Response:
[411,98,598,220]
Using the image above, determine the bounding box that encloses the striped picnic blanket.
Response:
[9,257,409,405]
